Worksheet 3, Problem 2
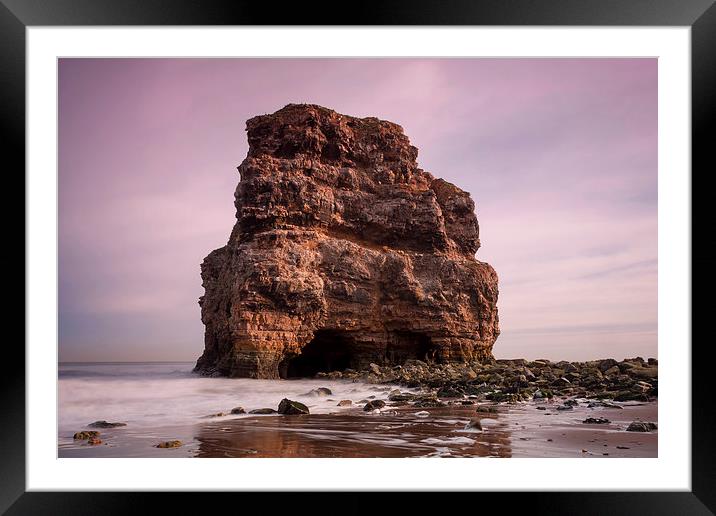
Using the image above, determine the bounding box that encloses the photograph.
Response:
[57,57,659,459]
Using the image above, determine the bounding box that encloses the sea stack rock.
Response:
[195,104,499,379]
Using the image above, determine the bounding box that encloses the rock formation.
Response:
[195,104,499,379]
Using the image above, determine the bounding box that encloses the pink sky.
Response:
[58,58,657,362]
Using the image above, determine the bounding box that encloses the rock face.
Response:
[194,104,499,379]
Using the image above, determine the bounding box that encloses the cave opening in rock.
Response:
[385,331,439,365]
[279,330,355,379]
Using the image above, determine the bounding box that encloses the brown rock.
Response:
[249,408,277,414]
[583,417,611,424]
[626,421,657,432]
[194,104,499,378]
[73,431,100,440]
[277,398,310,415]
[88,420,127,428]
[465,418,483,430]
[155,440,182,448]
[363,400,386,411]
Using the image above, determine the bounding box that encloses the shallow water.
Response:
[58,362,657,458]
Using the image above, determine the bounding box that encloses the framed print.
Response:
[3,0,714,513]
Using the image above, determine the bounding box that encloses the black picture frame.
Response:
[2,0,713,514]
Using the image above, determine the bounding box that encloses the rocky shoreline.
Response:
[64,358,657,456]
[314,357,658,404]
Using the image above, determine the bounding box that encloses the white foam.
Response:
[421,436,476,446]
[58,362,411,433]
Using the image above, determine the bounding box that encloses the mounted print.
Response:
[58,57,658,459]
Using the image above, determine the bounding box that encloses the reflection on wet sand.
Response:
[58,401,657,458]
[194,407,513,458]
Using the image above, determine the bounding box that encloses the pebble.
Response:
[156,440,182,448]
[583,417,611,425]
[363,400,386,411]
[626,421,657,432]
[465,418,482,430]
[88,420,127,428]
[249,408,277,414]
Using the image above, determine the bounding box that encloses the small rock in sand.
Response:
[388,392,416,402]
[437,386,464,398]
[230,407,246,414]
[415,411,430,418]
[363,400,386,411]
[583,417,611,425]
[587,401,623,409]
[626,421,657,432]
[88,420,127,428]
[465,418,482,430]
[73,431,100,440]
[304,387,332,396]
[337,400,352,407]
[249,408,277,414]
[278,398,310,415]
[156,440,182,448]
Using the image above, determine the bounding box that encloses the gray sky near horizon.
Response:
[58,58,657,362]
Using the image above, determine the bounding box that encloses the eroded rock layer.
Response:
[195,104,499,378]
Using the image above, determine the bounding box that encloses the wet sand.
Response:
[59,399,656,458]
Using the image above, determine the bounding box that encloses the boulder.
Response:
[277,398,310,415]
[599,358,619,372]
[437,385,464,398]
[363,400,386,411]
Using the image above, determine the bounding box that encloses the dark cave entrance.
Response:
[278,330,439,379]
[385,331,439,365]
[279,330,356,379]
